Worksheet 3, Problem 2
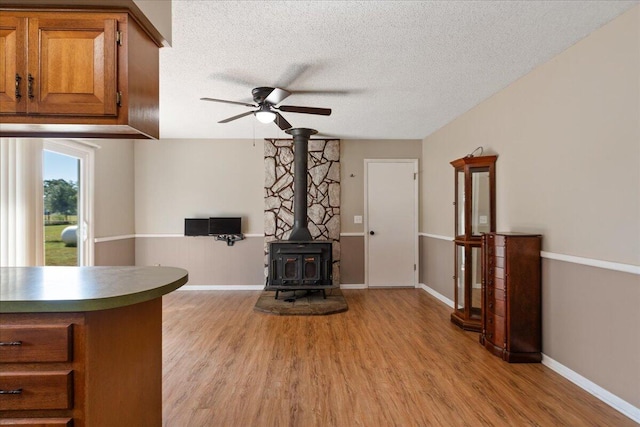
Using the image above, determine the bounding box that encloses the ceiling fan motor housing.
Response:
[252,87,276,104]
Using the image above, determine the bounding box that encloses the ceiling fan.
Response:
[200,87,331,130]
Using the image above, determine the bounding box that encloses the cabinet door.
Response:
[27,15,117,116]
[0,15,27,113]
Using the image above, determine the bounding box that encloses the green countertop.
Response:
[0,266,189,313]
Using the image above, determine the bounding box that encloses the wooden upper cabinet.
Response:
[0,9,160,139]
[28,16,118,116]
[0,15,27,114]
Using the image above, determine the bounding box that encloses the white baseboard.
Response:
[542,354,640,423]
[178,285,264,291]
[417,283,454,308]
[340,284,367,289]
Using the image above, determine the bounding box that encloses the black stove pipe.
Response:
[285,127,318,241]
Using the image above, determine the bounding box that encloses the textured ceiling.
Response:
[159,1,637,140]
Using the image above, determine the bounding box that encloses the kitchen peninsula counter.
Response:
[0,266,188,313]
[0,266,188,426]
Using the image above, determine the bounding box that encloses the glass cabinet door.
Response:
[456,244,465,312]
[456,170,465,237]
[470,246,482,319]
[471,168,491,236]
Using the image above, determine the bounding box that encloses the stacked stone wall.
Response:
[264,139,340,284]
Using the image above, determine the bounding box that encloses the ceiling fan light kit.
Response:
[255,105,277,123]
[201,86,332,131]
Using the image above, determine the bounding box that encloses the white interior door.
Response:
[365,159,418,287]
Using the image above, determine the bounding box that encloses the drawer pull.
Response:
[0,341,22,346]
[0,388,22,395]
[15,74,22,99]
[28,74,35,99]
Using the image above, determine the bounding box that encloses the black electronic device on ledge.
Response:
[184,217,244,246]
[209,217,241,235]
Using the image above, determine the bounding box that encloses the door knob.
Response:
[369,231,375,235]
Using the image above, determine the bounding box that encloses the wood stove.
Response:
[267,241,332,299]
[264,128,335,299]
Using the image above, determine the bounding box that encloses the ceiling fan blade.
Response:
[274,112,292,131]
[201,97,256,108]
[289,89,361,96]
[265,88,291,105]
[278,105,332,116]
[218,110,255,123]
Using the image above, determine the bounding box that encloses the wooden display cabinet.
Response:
[450,154,497,331]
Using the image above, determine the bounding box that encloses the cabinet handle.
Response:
[15,74,22,99]
[0,341,22,346]
[28,74,34,99]
[0,389,22,395]
[489,302,493,308]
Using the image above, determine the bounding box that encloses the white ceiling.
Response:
[159,1,637,140]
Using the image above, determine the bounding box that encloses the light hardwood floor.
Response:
[162,289,635,426]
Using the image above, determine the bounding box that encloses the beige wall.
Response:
[93,140,136,265]
[136,236,264,286]
[341,139,422,234]
[94,140,136,238]
[422,6,639,265]
[420,6,639,408]
[95,238,135,266]
[419,236,454,301]
[133,0,172,45]
[542,259,640,406]
[134,139,264,235]
[340,236,364,284]
[133,139,264,285]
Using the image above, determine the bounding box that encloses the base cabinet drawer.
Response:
[0,372,72,411]
[487,297,505,317]
[485,313,505,346]
[0,418,72,426]
[0,325,72,363]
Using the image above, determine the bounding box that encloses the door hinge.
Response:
[413,173,417,180]
[116,30,123,46]
[116,91,122,107]
[414,264,417,271]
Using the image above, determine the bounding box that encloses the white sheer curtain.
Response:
[0,138,43,266]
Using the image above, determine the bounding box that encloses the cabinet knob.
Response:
[489,302,493,308]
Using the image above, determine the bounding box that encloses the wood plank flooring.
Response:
[162,289,636,426]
